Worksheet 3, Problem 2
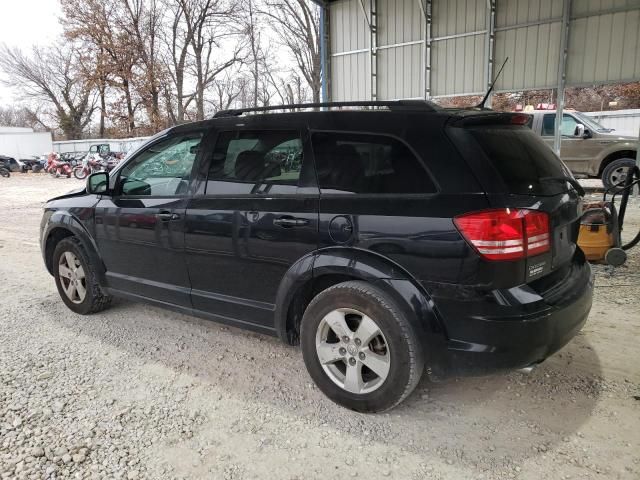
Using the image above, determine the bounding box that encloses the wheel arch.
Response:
[43,211,107,286]
[274,247,446,355]
[598,149,637,176]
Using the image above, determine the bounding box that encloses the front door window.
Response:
[119,133,203,196]
[542,114,579,137]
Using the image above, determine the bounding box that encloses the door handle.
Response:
[157,211,180,221]
[273,217,309,228]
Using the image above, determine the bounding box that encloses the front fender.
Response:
[274,247,448,359]
[595,143,637,174]
[41,208,106,286]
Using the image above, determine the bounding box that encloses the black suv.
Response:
[41,101,593,412]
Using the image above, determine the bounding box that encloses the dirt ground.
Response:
[1,173,639,480]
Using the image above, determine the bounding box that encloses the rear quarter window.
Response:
[311,132,437,195]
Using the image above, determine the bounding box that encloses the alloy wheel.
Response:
[609,166,629,187]
[58,251,87,304]
[315,308,391,394]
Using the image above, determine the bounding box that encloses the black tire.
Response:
[52,237,112,315]
[73,167,88,180]
[0,168,9,178]
[300,281,424,413]
[602,158,636,191]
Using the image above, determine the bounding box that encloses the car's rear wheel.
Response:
[300,281,424,412]
[0,167,9,178]
[602,158,636,191]
[53,237,112,315]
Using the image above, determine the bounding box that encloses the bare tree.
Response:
[163,0,194,123]
[0,44,96,139]
[119,0,165,131]
[188,0,243,119]
[242,0,266,107]
[162,0,243,122]
[261,0,320,102]
[62,0,140,135]
[0,105,46,131]
[207,68,245,112]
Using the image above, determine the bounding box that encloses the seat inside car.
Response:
[235,151,265,182]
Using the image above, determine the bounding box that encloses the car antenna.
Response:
[476,57,509,110]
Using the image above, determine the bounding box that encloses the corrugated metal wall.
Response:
[328,0,640,100]
[330,0,371,101]
[431,0,487,97]
[494,0,563,92]
[377,0,425,99]
[568,0,640,85]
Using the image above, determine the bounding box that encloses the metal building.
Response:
[315,0,640,101]
[312,0,640,154]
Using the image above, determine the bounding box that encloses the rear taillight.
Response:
[454,209,550,261]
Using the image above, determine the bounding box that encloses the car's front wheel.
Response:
[53,237,112,315]
[300,281,424,412]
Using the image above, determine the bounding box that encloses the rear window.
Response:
[466,127,572,195]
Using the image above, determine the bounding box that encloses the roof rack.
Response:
[213,100,440,118]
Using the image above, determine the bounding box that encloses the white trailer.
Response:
[53,136,150,155]
[0,130,53,159]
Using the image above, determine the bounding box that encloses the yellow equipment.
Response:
[578,202,617,263]
[577,166,640,267]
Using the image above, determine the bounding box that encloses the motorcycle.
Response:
[73,154,104,180]
[73,153,120,180]
[47,153,73,178]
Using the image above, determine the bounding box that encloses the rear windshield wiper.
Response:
[539,176,585,197]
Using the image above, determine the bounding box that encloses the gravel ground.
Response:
[1,173,639,480]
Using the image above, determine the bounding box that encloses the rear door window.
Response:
[206,130,304,195]
[311,132,436,194]
[465,127,572,195]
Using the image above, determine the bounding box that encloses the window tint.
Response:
[311,132,436,194]
[206,130,303,195]
[542,114,579,136]
[466,126,572,195]
[119,133,202,196]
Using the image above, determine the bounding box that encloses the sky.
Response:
[0,0,63,103]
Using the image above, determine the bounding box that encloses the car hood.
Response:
[47,187,87,202]
[595,131,638,142]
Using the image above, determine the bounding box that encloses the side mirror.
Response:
[574,124,585,138]
[87,172,109,195]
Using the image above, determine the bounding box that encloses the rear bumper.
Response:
[428,251,593,377]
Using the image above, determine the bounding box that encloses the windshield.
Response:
[572,112,612,132]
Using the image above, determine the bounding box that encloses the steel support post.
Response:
[484,0,496,107]
[370,0,378,100]
[358,0,377,100]
[421,0,433,99]
[554,0,572,156]
[319,3,329,103]
[635,126,640,196]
